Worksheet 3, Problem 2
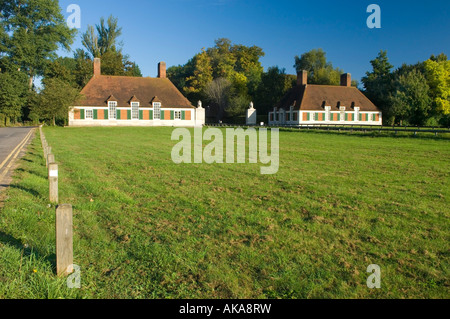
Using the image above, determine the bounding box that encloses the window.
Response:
[174,110,181,120]
[131,102,139,120]
[108,101,117,120]
[325,106,331,121]
[85,109,93,120]
[153,102,161,119]
[354,107,360,122]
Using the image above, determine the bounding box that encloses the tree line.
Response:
[362,51,450,127]
[169,44,449,126]
[1,0,449,127]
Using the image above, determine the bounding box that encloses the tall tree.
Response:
[73,49,93,88]
[423,57,450,116]
[362,50,395,124]
[0,68,28,125]
[255,66,296,115]
[0,0,76,89]
[183,49,213,103]
[35,77,81,125]
[204,77,232,121]
[82,15,122,58]
[81,15,141,77]
[294,49,344,85]
[390,69,432,126]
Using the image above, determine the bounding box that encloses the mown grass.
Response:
[0,127,449,299]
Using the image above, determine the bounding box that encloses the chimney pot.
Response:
[94,58,101,76]
[158,62,166,78]
[341,73,351,87]
[297,70,308,86]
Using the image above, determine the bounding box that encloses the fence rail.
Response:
[205,123,450,136]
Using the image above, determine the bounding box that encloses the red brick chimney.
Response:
[340,73,351,87]
[158,62,166,78]
[94,58,101,76]
[297,70,307,86]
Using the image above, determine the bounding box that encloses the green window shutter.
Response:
[359,113,362,121]
[127,110,131,120]
[372,114,376,121]
[315,113,318,121]
[93,109,98,120]
[139,110,143,120]
[104,110,109,119]
[117,110,121,120]
[80,109,85,120]
[170,110,174,120]
[345,113,348,121]
[181,111,185,120]
[150,110,153,120]
[352,114,355,121]
[337,113,340,121]
[161,110,165,120]
[307,113,310,121]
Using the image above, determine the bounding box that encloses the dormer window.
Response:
[131,102,140,120]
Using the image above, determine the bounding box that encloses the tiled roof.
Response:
[78,75,194,108]
[277,84,380,112]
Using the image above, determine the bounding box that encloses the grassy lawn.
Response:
[0,127,449,299]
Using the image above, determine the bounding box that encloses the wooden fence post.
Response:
[45,147,51,167]
[49,163,58,203]
[56,204,73,277]
[47,154,55,171]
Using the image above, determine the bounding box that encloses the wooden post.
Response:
[47,154,55,172]
[56,204,73,277]
[49,163,58,203]
[45,147,51,167]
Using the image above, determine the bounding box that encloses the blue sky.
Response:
[57,0,450,84]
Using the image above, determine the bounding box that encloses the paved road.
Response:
[0,127,35,190]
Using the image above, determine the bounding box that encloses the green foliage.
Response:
[73,49,94,88]
[183,49,213,103]
[363,51,448,126]
[167,38,265,120]
[0,66,29,125]
[390,69,432,126]
[34,78,82,125]
[423,58,450,115]
[0,0,77,88]
[81,15,141,77]
[362,51,396,124]
[294,49,343,85]
[255,66,296,115]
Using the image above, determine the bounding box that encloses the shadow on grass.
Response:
[15,168,47,180]
[0,230,57,274]
[0,183,41,197]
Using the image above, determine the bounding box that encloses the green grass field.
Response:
[0,127,449,299]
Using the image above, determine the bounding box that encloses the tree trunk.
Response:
[28,74,34,91]
[53,115,56,126]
